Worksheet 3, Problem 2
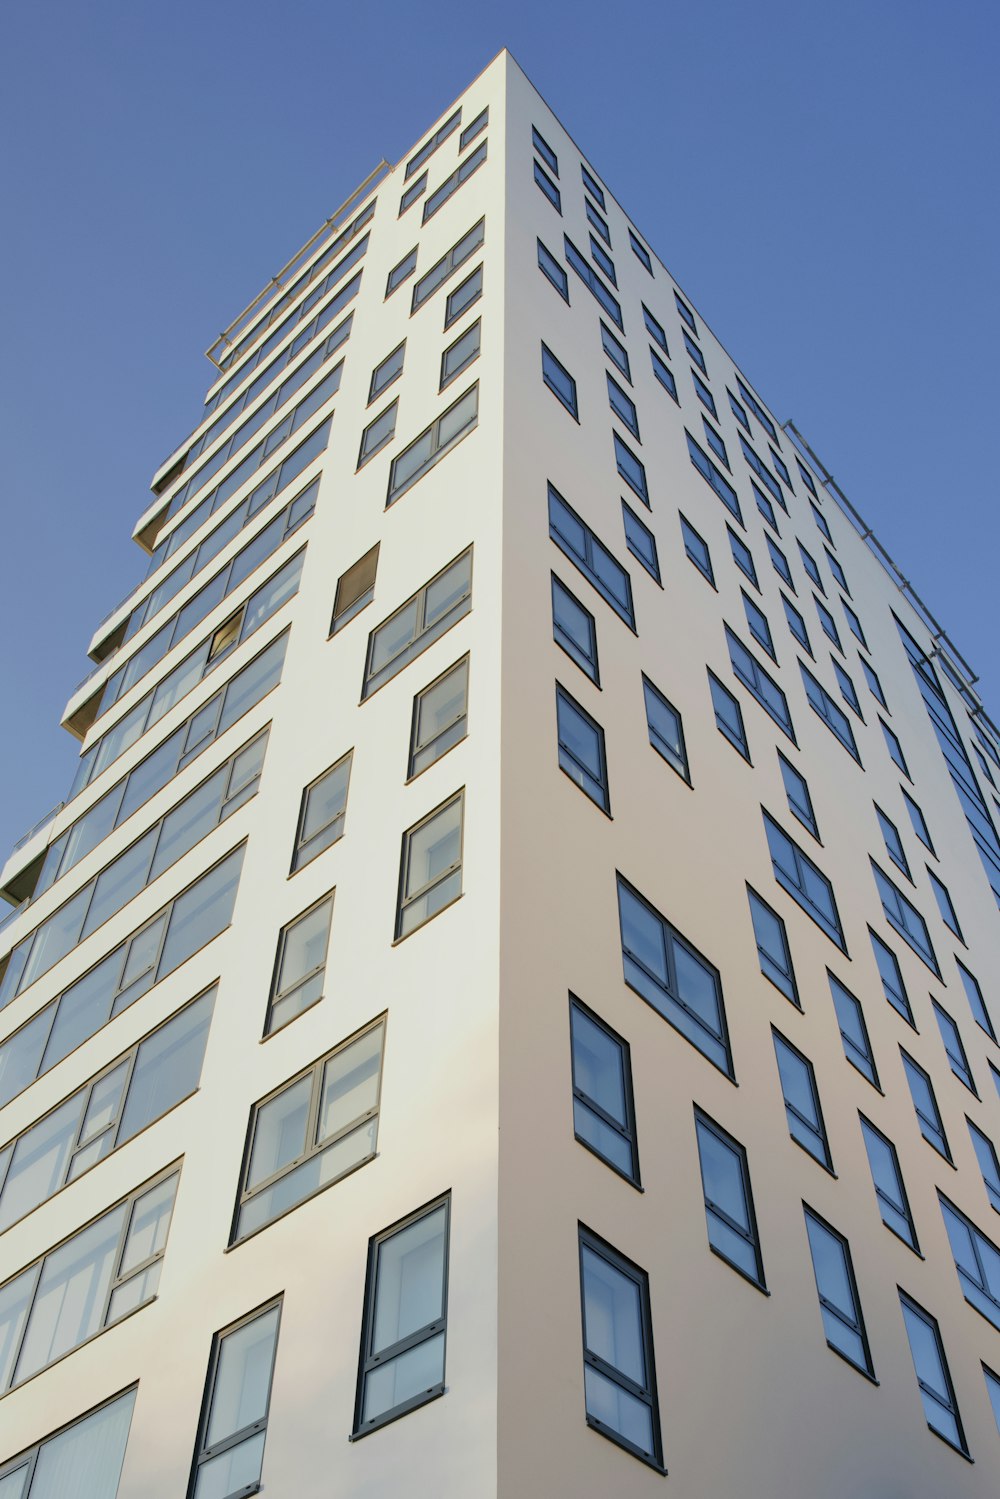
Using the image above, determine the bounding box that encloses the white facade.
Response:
[1,49,1000,1497]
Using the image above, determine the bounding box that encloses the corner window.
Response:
[542,343,579,417]
[291,752,352,872]
[694,1110,765,1288]
[803,1208,873,1376]
[387,384,479,504]
[409,656,469,779]
[747,885,799,1005]
[557,685,610,813]
[578,1227,663,1470]
[187,1301,281,1498]
[899,1292,968,1453]
[396,792,464,938]
[552,574,599,683]
[773,1030,832,1169]
[266,893,334,1034]
[570,997,640,1184]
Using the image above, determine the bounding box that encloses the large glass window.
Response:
[694,1110,765,1288]
[265,895,334,1035]
[362,549,472,700]
[0,1388,136,1499]
[557,687,610,813]
[188,1301,281,1499]
[578,1227,663,1470]
[396,793,464,939]
[291,753,352,872]
[570,998,639,1184]
[409,657,469,779]
[899,1292,968,1453]
[803,1208,873,1376]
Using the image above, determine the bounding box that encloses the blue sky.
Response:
[1,0,998,859]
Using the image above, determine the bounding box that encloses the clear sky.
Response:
[1,0,998,861]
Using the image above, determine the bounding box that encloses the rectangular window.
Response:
[899,1293,967,1453]
[548,484,635,629]
[728,528,757,586]
[578,1227,663,1470]
[957,959,995,1040]
[742,592,775,659]
[399,173,427,215]
[332,544,379,634]
[570,998,639,1184]
[802,466,821,500]
[411,219,484,312]
[409,656,469,779]
[764,811,845,950]
[188,1301,281,1498]
[387,384,478,504]
[642,676,688,780]
[642,303,667,353]
[844,602,868,649]
[650,349,677,401]
[736,376,778,442]
[369,342,405,404]
[354,1195,450,1436]
[747,885,799,1005]
[968,1120,1000,1213]
[691,370,717,417]
[386,248,418,297]
[534,159,561,211]
[830,972,879,1085]
[832,659,862,717]
[629,229,652,272]
[709,671,750,760]
[687,430,743,519]
[233,1018,383,1241]
[799,663,860,761]
[674,291,697,332]
[940,1194,1000,1333]
[766,536,793,589]
[753,483,779,532]
[876,805,911,879]
[532,125,558,174]
[869,929,914,1024]
[728,388,750,430]
[396,791,464,939]
[798,542,824,593]
[826,550,849,594]
[694,1110,765,1288]
[684,331,706,373]
[902,790,934,852]
[601,322,630,380]
[622,503,660,583]
[778,752,818,838]
[557,686,610,813]
[0,1167,179,1392]
[0,1389,136,1499]
[933,1000,976,1092]
[617,875,732,1077]
[881,718,909,775]
[702,418,729,468]
[422,140,487,224]
[872,862,939,975]
[771,447,794,489]
[860,1116,918,1249]
[363,549,472,700]
[928,868,963,939]
[680,515,713,583]
[552,574,599,683]
[537,238,569,300]
[266,894,334,1034]
[358,400,398,468]
[782,595,812,654]
[440,319,480,390]
[542,343,578,417]
[589,235,616,285]
[901,1049,951,1159]
[443,265,483,328]
[607,373,639,437]
[406,109,461,179]
[581,165,605,206]
[773,1031,832,1169]
[613,433,648,505]
[815,599,842,650]
[726,627,795,740]
[564,236,623,327]
[291,752,352,872]
[803,1208,873,1376]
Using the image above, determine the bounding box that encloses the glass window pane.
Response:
[581,1246,644,1385]
[117,994,213,1144]
[571,1008,626,1126]
[205,1306,280,1448]
[16,1205,127,1381]
[318,1026,382,1142]
[247,1077,312,1190]
[0,1096,80,1231]
[29,1389,136,1499]
[372,1205,447,1353]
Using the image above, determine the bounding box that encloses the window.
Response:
[928,869,963,939]
[622,503,660,583]
[770,448,794,489]
[548,484,634,629]
[369,342,405,404]
[585,201,610,244]
[764,811,845,950]
[411,219,484,312]
[778,752,818,839]
[578,1227,663,1470]
[399,172,427,214]
[589,235,616,286]
[801,466,821,500]
[358,400,398,467]
[872,863,939,975]
[608,374,639,437]
[899,1292,968,1453]
[0,1167,179,1392]
[642,303,667,353]
[650,348,677,401]
[702,418,728,468]
[728,528,758,586]
[728,388,750,430]
[875,806,911,879]
[686,431,741,521]
[537,238,569,300]
[726,628,795,740]
[832,659,862,717]
[532,125,558,173]
[736,377,778,442]
[881,718,909,775]
[617,875,732,1077]
[860,1116,918,1249]
[581,164,605,206]
[680,515,713,583]
[564,236,622,327]
[234,1018,383,1241]
[552,574,599,683]
[826,550,849,593]
[422,140,487,224]
[683,331,706,373]
[674,291,696,332]
[844,602,868,649]
[601,322,630,380]
[869,929,914,1024]
[443,266,482,328]
[799,663,860,761]
[691,369,717,417]
[753,483,778,532]
[0,1389,136,1499]
[986,1364,1000,1434]
[783,595,812,654]
[409,656,469,779]
[613,434,648,505]
[968,1120,1000,1213]
[773,1031,832,1169]
[386,247,418,297]
[933,1001,976,1092]
[188,1301,281,1498]
[901,789,933,852]
[557,686,610,813]
[815,599,842,650]
[291,752,352,872]
[406,109,461,178]
[694,1110,765,1288]
[332,544,379,632]
[766,536,793,589]
[396,792,464,939]
[957,959,996,1041]
[742,592,776,659]
[570,998,639,1183]
[534,159,561,210]
[629,229,652,272]
[798,542,824,592]
[542,344,579,417]
[709,671,749,760]
[642,676,688,780]
[354,1195,450,1436]
[387,385,478,503]
[266,895,334,1034]
[901,1050,951,1159]
[747,886,799,1005]
[940,1194,1000,1333]
[992,1062,1000,1102]
[830,972,879,1085]
[439,321,480,391]
[803,1208,873,1376]
[365,548,467,698]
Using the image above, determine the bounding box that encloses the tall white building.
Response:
[2,49,1000,1497]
